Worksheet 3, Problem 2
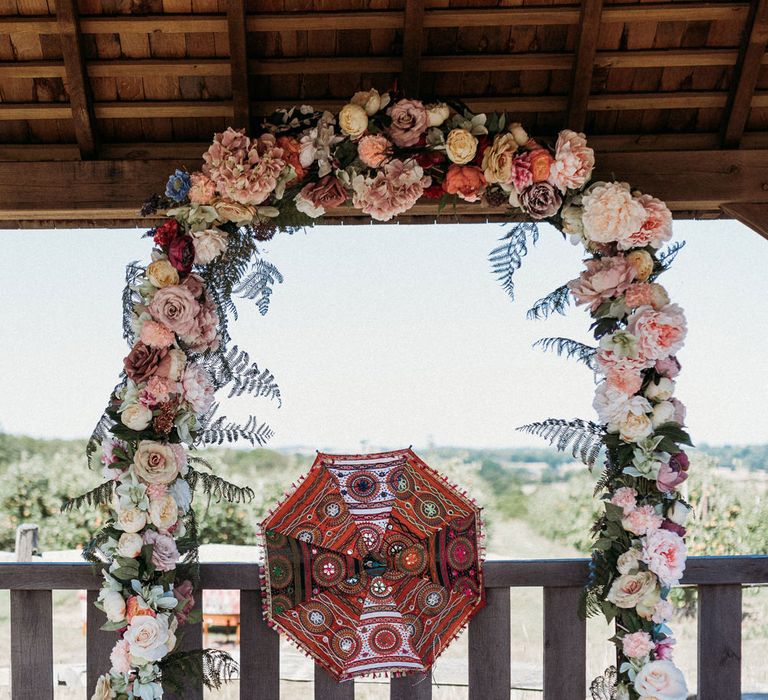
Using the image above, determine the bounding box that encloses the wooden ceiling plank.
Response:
[401,0,425,96]
[567,0,604,131]
[226,0,250,129]
[722,0,768,147]
[721,202,768,239]
[56,0,98,158]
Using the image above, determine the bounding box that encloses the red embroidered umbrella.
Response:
[260,448,485,681]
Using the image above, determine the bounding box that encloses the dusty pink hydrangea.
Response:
[180,293,220,353]
[642,528,687,587]
[568,255,636,312]
[622,631,655,659]
[622,504,664,536]
[627,304,687,362]
[387,99,429,147]
[143,529,180,572]
[619,193,673,251]
[351,159,430,221]
[581,181,647,245]
[549,129,595,192]
[110,639,132,674]
[182,363,215,414]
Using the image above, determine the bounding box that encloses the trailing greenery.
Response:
[526,284,571,320]
[532,336,597,370]
[518,418,606,468]
[488,221,539,300]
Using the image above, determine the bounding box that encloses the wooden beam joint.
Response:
[567,0,604,131]
[401,0,426,97]
[226,0,251,130]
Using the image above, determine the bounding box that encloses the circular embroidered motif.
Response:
[395,543,428,576]
[269,554,293,589]
[369,577,390,598]
[401,613,424,645]
[387,466,411,495]
[417,583,448,616]
[332,628,361,660]
[336,571,368,596]
[453,576,480,597]
[294,524,322,544]
[316,495,346,524]
[300,601,332,633]
[420,499,444,523]
[369,624,402,654]
[357,526,382,553]
[447,536,475,572]
[348,471,380,502]
[312,552,346,587]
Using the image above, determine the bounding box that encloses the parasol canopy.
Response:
[260,448,484,680]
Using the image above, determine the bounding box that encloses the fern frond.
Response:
[589,666,618,700]
[86,409,117,469]
[198,415,274,447]
[533,337,597,370]
[122,261,145,344]
[517,418,606,467]
[488,221,539,300]
[186,467,255,503]
[82,526,116,564]
[204,345,281,404]
[652,241,685,279]
[160,649,239,691]
[526,284,571,320]
[62,480,117,512]
[232,258,284,316]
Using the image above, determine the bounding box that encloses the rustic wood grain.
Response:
[240,589,280,700]
[468,587,510,700]
[10,590,54,700]
[55,0,98,157]
[314,666,354,699]
[698,584,742,700]
[568,0,604,131]
[401,0,425,95]
[390,672,432,700]
[164,594,204,700]
[543,587,586,700]
[227,0,250,129]
[721,201,768,239]
[87,589,116,696]
[722,0,768,146]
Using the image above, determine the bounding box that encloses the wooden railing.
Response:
[1,556,767,700]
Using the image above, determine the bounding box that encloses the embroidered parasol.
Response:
[259,448,485,681]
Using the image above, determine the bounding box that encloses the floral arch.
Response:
[75,89,692,700]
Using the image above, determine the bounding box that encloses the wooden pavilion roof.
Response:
[0,0,767,234]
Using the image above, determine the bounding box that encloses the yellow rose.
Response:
[133,441,180,485]
[146,259,179,288]
[482,132,517,184]
[213,199,257,224]
[626,249,654,281]
[339,103,368,138]
[350,88,388,116]
[149,494,179,531]
[509,122,529,146]
[445,128,478,165]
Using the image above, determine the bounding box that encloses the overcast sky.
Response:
[0,220,766,451]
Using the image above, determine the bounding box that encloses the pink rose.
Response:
[581,181,647,245]
[173,579,196,625]
[140,320,174,349]
[181,294,220,353]
[655,356,681,379]
[124,342,168,384]
[642,529,687,587]
[295,175,347,218]
[510,152,534,193]
[149,285,200,336]
[549,129,594,192]
[622,630,654,659]
[611,486,638,515]
[657,462,688,493]
[142,529,180,572]
[358,134,391,168]
[568,255,636,312]
[387,99,429,147]
[622,504,663,536]
[619,194,673,251]
[188,172,216,204]
[606,366,643,396]
[627,304,687,362]
[110,639,131,674]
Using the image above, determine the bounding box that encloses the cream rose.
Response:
[116,507,147,534]
[117,532,144,558]
[619,412,653,443]
[651,401,676,428]
[146,259,179,288]
[100,589,126,623]
[121,403,153,431]
[645,377,675,402]
[626,249,654,281]
[482,133,517,184]
[191,227,228,265]
[133,441,180,485]
[339,103,368,138]
[509,122,529,146]
[616,548,641,575]
[91,675,111,700]
[351,88,388,116]
[445,128,478,165]
[606,571,659,609]
[213,199,257,224]
[149,493,179,531]
[124,614,174,662]
[426,103,450,127]
[634,660,688,700]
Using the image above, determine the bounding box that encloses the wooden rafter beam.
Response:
[568,0,604,131]
[722,0,768,147]
[1,150,767,227]
[226,0,251,130]
[401,0,426,96]
[55,0,98,158]
[0,4,751,36]
[721,202,768,240]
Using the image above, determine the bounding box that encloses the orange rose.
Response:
[442,164,487,202]
[126,596,156,623]
[276,136,305,182]
[528,148,555,183]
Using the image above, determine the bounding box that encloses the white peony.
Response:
[191,227,228,265]
[100,589,126,623]
[619,412,654,443]
[651,400,676,428]
[117,532,144,558]
[149,494,179,531]
[645,377,675,402]
[426,103,450,127]
[634,660,688,700]
[121,403,153,431]
[116,507,147,534]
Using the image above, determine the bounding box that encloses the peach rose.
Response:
[188,172,216,204]
[445,128,478,165]
[528,148,555,183]
[146,259,179,288]
[140,320,174,349]
[549,129,595,192]
[626,249,654,281]
[126,595,156,623]
[121,403,153,431]
[482,133,517,185]
[443,164,487,202]
[116,507,147,534]
[358,134,391,168]
[581,181,647,245]
[625,282,670,310]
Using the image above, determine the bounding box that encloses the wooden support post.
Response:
[314,666,354,699]
[543,587,586,700]
[87,589,115,695]
[164,594,204,700]
[11,589,54,699]
[390,671,432,700]
[14,524,38,561]
[401,0,426,96]
[55,0,98,158]
[722,0,768,147]
[240,589,280,700]
[468,588,510,700]
[698,584,742,699]
[567,0,604,131]
[721,202,768,240]
[227,0,251,130]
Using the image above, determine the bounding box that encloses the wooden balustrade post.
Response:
[390,671,432,700]
[14,523,39,561]
[240,589,280,699]
[468,587,511,700]
[315,666,354,699]
[698,584,742,700]
[543,587,586,700]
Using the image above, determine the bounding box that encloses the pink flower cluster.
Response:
[351,159,431,221]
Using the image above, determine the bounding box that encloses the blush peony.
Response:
[622,504,663,536]
[581,181,646,245]
[549,129,595,192]
[611,486,638,515]
[568,255,636,312]
[620,193,673,251]
[627,304,687,362]
[351,159,430,221]
[622,631,654,659]
[642,528,687,587]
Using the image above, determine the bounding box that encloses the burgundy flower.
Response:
[168,235,195,274]
[661,519,686,538]
[422,183,444,200]
[153,219,180,248]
